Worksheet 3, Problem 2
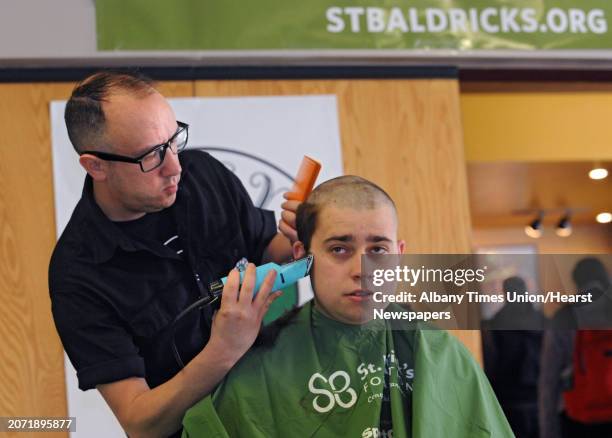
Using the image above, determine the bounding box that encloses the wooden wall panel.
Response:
[156,80,195,98]
[0,83,73,438]
[195,79,480,359]
[0,80,192,438]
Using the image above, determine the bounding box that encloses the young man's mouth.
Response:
[344,289,374,302]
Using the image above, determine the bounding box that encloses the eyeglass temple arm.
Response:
[79,150,141,164]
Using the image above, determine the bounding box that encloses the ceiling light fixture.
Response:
[589,166,608,180]
[555,212,573,237]
[596,212,612,224]
[525,213,543,238]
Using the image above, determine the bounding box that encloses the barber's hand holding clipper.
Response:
[207,264,281,366]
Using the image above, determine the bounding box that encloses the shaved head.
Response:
[296,175,397,250]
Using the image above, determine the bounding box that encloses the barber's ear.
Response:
[79,154,107,181]
[293,241,306,260]
[397,240,405,255]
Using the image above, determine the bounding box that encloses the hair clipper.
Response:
[208,255,314,297]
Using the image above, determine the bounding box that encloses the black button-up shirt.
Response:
[49,150,276,391]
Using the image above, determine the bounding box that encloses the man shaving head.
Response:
[293,175,405,324]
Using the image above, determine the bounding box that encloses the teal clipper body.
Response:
[208,255,313,297]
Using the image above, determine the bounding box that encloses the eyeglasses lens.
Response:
[140,124,188,173]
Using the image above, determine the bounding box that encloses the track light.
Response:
[556,213,572,237]
[597,212,612,224]
[525,214,543,238]
[589,166,608,180]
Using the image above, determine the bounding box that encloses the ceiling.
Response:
[467,161,612,228]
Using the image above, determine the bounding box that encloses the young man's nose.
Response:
[350,253,362,280]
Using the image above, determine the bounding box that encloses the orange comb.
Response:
[286,156,321,202]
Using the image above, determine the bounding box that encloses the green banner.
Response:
[96,0,612,51]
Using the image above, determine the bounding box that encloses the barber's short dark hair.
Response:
[296,175,396,251]
[64,70,156,153]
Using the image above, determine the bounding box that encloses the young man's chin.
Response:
[337,307,377,325]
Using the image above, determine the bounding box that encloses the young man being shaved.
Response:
[182,176,513,438]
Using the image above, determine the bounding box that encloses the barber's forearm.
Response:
[122,341,238,437]
[111,265,271,437]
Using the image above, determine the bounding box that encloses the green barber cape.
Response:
[183,302,513,438]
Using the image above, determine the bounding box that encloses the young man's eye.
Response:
[330,246,348,255]
[370,246,389,254]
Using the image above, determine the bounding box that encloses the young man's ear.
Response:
[293,241,306,260]
[79,154,108,181]
[397,240,406,255]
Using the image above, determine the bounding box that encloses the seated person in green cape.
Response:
[182,176,513,438]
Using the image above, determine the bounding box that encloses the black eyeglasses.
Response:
[80,121,189,173]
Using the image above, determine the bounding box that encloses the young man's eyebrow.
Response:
[323,235,353,243]
[322,235,393,244]
[367,235,393,243]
